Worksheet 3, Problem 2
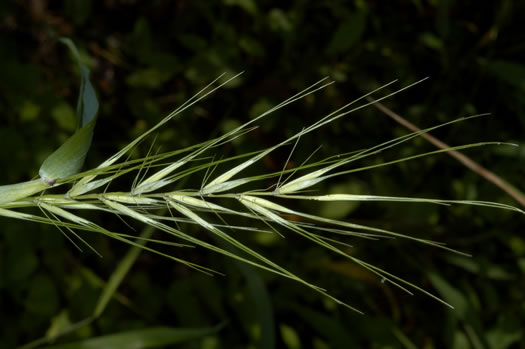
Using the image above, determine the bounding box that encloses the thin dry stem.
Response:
[368,97,525,207]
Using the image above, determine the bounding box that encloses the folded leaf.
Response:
[39,38,99,182]
[39,119,96,182]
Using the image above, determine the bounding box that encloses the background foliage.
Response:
[1,1,524,348]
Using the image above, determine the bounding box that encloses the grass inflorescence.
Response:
[1,73,523,317]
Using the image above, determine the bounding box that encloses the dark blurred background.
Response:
[1,1,524,348]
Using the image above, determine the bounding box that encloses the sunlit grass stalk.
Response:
[1,75,523,314]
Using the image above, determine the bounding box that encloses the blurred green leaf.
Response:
[45,310,72,340]
[292,306,358,348]
[64,0,92,26]
[249,98,274,119]
[236,264,275,349]
[25,273,59,317]
[127,18,153,64]
[6,247,38,284]
[126,68,174,89]
[481,59,525,91]
[486,329,521,349]
[19,100,40,121]
[239,37,265,57]
[420,32,443,51]
[40,326,221,349]
[94,225,156,317]
[428,272,469,319]
[280,324,301,349]
[167,279,208,326]
[218,71,244,88]
[326,12,366,55]
[0,60,40,98]
[452,330,471,349]
[486,315,522,349]
[177,34,208,52]
[51,102,77,132]
[518,258,525,273]
[445,255,515,280]
[268,9,292,32]
[214,236,275,349]
[223,0,257,15]
[391,326,418,349]
[435,0,450,38]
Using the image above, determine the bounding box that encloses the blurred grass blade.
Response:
[40,325,222,349]
[291,305,359,348]
[238,264,275,349]
[213,236,276,349]
[392,327,419,349]
[19,317,96,349]
[39,38,99,183]
[94,223,158,317]
[428,272,469,319]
